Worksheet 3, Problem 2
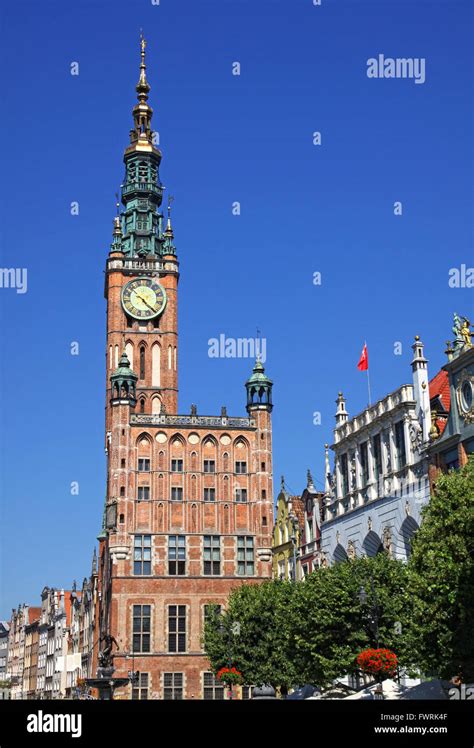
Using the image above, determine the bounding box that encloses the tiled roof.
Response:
[429,369,450,436]
[289,496,305,528]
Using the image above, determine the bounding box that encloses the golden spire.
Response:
[128,32,155,151]
[136,31,150,101]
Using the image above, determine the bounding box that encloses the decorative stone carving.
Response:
[347,540,356,560]
[409,419,423,452]
[456,369,474,424]
[382,526,393,557]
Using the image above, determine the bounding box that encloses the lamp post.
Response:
[218,620,240,700]
[358,575,383,699]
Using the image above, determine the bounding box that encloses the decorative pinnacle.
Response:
[136,31,150,100]
[165,194,174,235]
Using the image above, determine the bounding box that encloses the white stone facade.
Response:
[321,338,432,564]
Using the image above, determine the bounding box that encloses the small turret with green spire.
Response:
[245,358,273,413]
[110,349,138,406]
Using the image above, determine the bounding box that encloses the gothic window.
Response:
[140,347,146,380]
[158,451,165,470]
[152,397,161,414]
[126,342,134,370]
[168,345,172,369]
[223,452,229,471]
[152,344,161,387]
[140,399,145,413]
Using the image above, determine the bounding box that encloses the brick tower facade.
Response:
[97,38,274,699]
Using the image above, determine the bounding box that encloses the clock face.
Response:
[121,277,167,320]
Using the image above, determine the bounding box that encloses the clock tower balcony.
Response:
[122,182,163,200]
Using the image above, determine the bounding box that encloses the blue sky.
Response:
[0,0,472,616]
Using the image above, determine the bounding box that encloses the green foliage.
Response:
[408,456,474,680]
[203,581,298,688]
[203,459,474,688]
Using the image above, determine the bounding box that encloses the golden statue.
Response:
[460,317,472,348]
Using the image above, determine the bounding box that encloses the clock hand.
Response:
[135,292,157,313]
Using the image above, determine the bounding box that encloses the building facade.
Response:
[97,39,274,699]
[6,605,41,699]
[299,470,324,577]
[320,337,435,564]
[0,622,10,699]
[272,479,304,580]
[429,314,474,474]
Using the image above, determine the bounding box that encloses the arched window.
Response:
[126,342,134,370]
[152,343,161,387]
[140,346,146,380]
[140,399,145,413]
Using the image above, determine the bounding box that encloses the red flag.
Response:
[357,343,369,371]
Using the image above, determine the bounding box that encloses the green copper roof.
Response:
[246,359,273,385]
[111,351,138,380]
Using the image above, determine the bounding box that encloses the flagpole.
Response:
[365,340,371,406]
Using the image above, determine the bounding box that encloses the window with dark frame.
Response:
[235,488,248,503]
[203,487,216,502]
[163,672,183,700]
[203,536,220,575]
[203,604,222,625]
[237,536,254,576]
[137,486,150,501]
[140,346,145,379]
[171,459,183,473]
[171,486,183,502]
[235,461,247,474]
[133,535,152,575]
[395,420,407,469]
[168,605,186,653]
[360,441,369,485]
[138,458,150,472]
[340,453,349,496]
[168,536,186,575]
[132,672,149,700]
[203,671,224,700]
[132,605,151,653]
[373,434,382,480]
[203,460,215,473]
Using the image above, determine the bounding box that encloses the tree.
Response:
[203,555,415,690]
[290,554,415,687]
[203,580,298,689]
[408,456,474,681]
